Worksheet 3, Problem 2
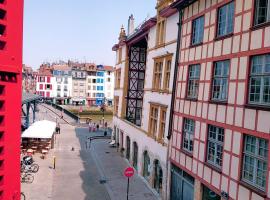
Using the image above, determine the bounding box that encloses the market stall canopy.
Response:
[22,120,56,139]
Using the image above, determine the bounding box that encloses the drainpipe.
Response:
[165,7,183,200]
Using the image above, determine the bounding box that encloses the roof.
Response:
[22,92,41,104]
[52,65,71,71]
[103,66,114,71]
[22,120,56,139]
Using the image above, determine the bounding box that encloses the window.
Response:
[93,79,96,83]
[207,125,224,168]
[242,135,268,191]
[212,60,230,101]
[158,107,167,141]
[57,85,61,91]
[192,16,204,45]
[249,54,270,105]
[149,105,159,138]
[182,118,195,153]
[156,18,166,45]
[39,84,43,90]
[93,85,96,90]
[107,78,111,82]
[163,58,172,90]
[187,64,200,99]
[217,2,234,37]
[254,0,270,25]
[153,60,163,90]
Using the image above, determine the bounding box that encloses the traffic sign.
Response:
[124,167,134,178]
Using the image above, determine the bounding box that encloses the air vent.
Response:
[0,25,5,36]
[0,86,4,95]
[0,41,5,50]
[0,101,4,111]
[0,117,4,126]
[0,9,6,20]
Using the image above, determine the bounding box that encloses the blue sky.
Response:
[23,0,157,69]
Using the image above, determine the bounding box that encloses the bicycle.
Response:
[21,192,26,200]
[21,173,34,184]
[21,162,39,173]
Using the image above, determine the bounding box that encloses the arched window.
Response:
[126,136,130,160]
[153,160,163,194]
[133,142,138,170]
[143,151,150,178]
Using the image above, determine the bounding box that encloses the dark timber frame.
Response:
[126,40,147,126]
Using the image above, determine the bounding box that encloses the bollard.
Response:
[53,156,56,169]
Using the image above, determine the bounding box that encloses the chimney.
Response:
[127,14,134,35]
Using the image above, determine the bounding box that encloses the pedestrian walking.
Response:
[93,123,96,132]
[56,123,60,134]
[88,119,92,132]
[96,123,99,131]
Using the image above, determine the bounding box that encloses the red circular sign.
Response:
[124,167,134,178]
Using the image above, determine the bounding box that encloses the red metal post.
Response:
[0,0,24,199]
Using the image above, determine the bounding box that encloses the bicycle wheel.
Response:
[30,163,39,173]
[20,164,25,173]
[24,174,34,184]
[21,192,26,200]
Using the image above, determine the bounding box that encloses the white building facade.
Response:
[112,1,178,199]
[51,65,72,104]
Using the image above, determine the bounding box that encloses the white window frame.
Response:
[254,0,270,25]
[191,16,205,45]
[217,1,235,37]
[182,118,195,153]
[242,135,268,191]
[207,125,224,168]
[212,60,230,101]
[249,54,270,105]
[187,64,200,99]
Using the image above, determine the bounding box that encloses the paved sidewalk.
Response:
[22,105,159,200]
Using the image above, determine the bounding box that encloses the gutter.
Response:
[165,7,184,200]
[167,8,183,141]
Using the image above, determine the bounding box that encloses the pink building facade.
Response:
[169,0,270,200]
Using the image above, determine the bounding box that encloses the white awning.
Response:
[22,120,56,139]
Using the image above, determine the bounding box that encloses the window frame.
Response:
[248,54,270,106]
[242,135,268,191]
[211,60,230,102]
[206,125,224,169]
[149,104,159,138]
[153,59,163,90]
[191,15,205,45]
[158,106,167,142]
[187,64,201,99]
[254,0,270,26]
[216,1,235,37]
[156,18,166,46]
[182,118,195,153]
[163,57,172,91]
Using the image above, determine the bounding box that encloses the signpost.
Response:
[124,167,134,200]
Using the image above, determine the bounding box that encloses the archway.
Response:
[132,142,138,170]
[126,136,130,160]
[143,151,150,179]
[153,160,163,194]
